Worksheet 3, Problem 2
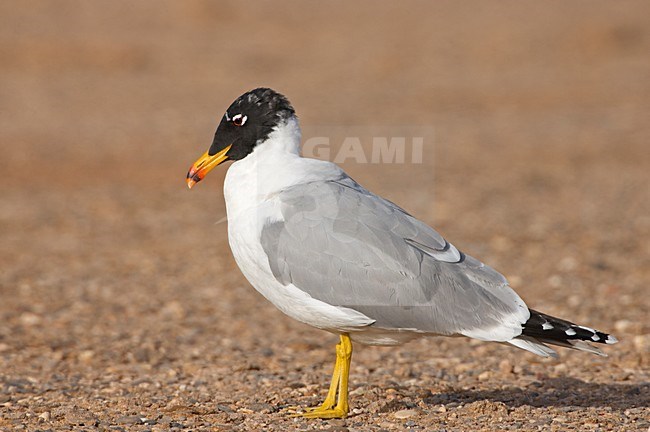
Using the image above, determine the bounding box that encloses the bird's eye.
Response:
[232,114,247,127]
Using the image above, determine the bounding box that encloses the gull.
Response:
[186,88,617,419]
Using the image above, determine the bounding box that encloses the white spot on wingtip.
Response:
[605,335,618,344]
[542,323,553,330]
[565,328,577,336]
[577,325,596,334]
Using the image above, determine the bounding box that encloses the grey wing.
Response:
[261,176,529,341]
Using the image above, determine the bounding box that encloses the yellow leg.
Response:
[300,334,353,419]
[305,343,342,412]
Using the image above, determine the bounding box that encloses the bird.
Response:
[186,88,618,419]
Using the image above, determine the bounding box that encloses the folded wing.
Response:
[260,176,530,342]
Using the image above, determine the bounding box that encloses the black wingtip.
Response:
[522,309,618,347]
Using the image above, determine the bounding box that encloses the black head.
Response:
[186,88,295,188]
[209,88,295,160]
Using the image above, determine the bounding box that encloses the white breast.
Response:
[222,119,375,333]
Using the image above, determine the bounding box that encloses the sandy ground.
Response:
[1,1,649,431]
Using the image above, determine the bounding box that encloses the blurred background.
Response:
[1,1,649,430]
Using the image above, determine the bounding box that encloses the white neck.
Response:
[223,116,343,217]
[262,116,302,155]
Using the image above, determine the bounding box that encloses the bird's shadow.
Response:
[422,377,649,410]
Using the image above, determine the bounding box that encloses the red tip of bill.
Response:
[186,166,203,189]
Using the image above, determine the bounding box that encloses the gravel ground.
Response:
[1,1,649,431]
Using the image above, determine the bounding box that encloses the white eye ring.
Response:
[232,114,247,126]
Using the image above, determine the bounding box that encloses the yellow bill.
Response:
[186,144,232,189]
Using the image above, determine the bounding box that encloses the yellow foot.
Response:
[287,401,347,418]
[287,334,353,420]
[304,399,336,412]
[299,406,348,419]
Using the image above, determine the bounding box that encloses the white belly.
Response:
[225,197,375,333]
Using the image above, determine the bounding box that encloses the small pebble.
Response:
[614,319,633,332]
[393,409,418,419]
[78,350,94,363]
[499,359,513,374]
[633,335,650,352]
[19,312,41,326]
[117,415,145,425]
